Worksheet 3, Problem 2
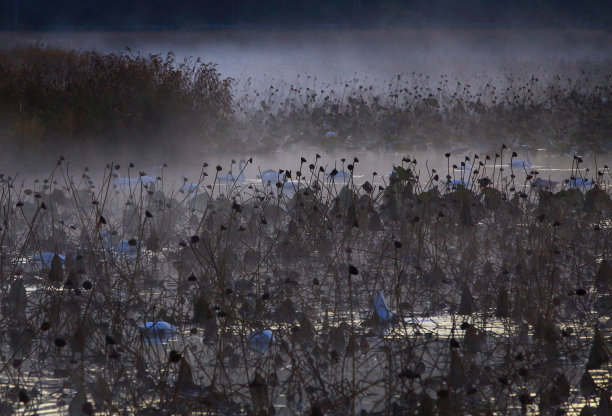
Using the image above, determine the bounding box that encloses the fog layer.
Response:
[0,29,611,176]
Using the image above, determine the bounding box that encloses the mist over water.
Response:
[3,27,612,416]
[1,29,611,178]
[4,29,611,91]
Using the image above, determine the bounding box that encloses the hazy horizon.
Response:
[0,28,610,178]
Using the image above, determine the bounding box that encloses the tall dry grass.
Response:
[0,46,233,159]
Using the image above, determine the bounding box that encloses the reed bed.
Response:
[0,149,611,415]
[0,46,233,160]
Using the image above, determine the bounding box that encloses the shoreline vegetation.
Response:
[0,38,611,169]
[0,46,233,165]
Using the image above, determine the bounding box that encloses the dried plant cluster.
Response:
[232,70,612,156]
[0,150,612,415]
[0,46,233,157]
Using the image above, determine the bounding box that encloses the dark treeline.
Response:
[0,0,611,31]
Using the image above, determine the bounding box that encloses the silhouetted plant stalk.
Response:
[0,151,611,414]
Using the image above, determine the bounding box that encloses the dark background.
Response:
[1,0,611,31]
